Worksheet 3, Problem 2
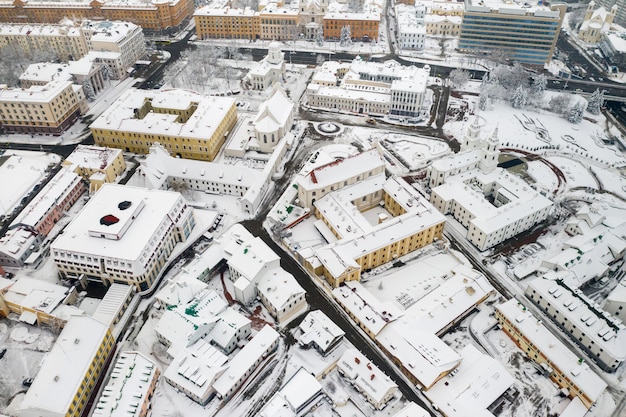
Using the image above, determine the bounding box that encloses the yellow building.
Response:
[0,80,86,135]
[298,150,445,287]
[194,6,260,40]
[0,22,87,61]
[259,6,299,40]
[15,315,115,417]
[63,145,126,193]
[0,0,194,32]
[90,88,237,161]
[323,13,380,41]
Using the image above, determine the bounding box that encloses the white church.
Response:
[245,41,286,90]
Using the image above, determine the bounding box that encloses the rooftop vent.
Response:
[118,201,132,210]
[100,214,120,226]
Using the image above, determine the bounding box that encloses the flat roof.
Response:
[337,348,397,404]
[2,276,71,314]
[18,316,110,416]
[92,283,134,326]
[51,184,189,268]
[0,79,73,103]
[257,267,304,312]
[65,145,123,171]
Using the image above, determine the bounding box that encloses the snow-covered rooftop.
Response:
[11,166,83,232]
[425,344,515,417]
[82,20,141,44]
[496,299,607,404]
[17,315,110,416]
[280,367,323,412]
[465,0,561,15]
[92,283,134,327]
[213,325,280,398]
[0,79,75,103]
[257,267,305,313]
[90,88,236,142]
[337,348,397,405]
[297,310,345,354]
[2,276,72,315]
[51,184,190,269]
[93,351,159,417]
[0,227,39,263]
[65,145,123,171]
[19,62,74,84]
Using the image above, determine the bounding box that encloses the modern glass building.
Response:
[458,1,567,64]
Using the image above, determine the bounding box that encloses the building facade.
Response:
[323,13,380,41]
[51,184,196,291]
[0,80,86,135]
[194,7,260,40]
[91,88,237,161]
[578,1,618,44]
[458,1,567,64]
[63,145,126,193]
[0,0,194,32]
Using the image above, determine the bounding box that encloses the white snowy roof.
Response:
[194,6,258,16]
[308,83,391,104]
[19,62,74,84]
[12,167,83,231]
[82,20,140,44]
[0,227,38,261]
[496,299,607,404]
[280,367,323,411]
[607,33,626,53]
[164,339,228,401]
[376,327,460,389]
[426,344,514,417]
[465,0,560,15]
[90,88,235,142]
[93,351,158,417]
[0,79,74,103]
[323,12,380,21]
[208,307,250,351]
[299,148,385,191]
[65,145,123,171]
[0,22,83,38]
[51,184,190,269]
[92,283,134,326]
[156,273,209,307]
[333,281,403,336]
[253,86,294,133]
[527,277,626,361]
[392,402,430,417]
[393,266,493,335]
[213,325,280,397]
[18,315,110,416]
[257,267,304,312]
[297,310,345,352]
[258,393,295,417]
[225,235,280,281]
[337,348,397,404]
[2,277,71,314]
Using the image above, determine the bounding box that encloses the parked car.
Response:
[0,347,6,359]
[23,378,34,387]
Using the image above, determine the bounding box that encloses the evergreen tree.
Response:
[479,89,488,111]
[340,25,352,47]
[511,85,526,108]
[316,26,324,47]
[568,102,585,124]
[82,80,95,101]
[531,74,547,95]
[586,88,604,115]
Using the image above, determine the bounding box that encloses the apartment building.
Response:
[458,0,567,64]
[194,6,260,40]
[15,315,115,417]
[526,277,626,372]
[0,227,42,267]
[91,88,237,162]
[0,0,194,32]
[496,299,607,409]
[0,80,86,135]
[93,351,160,417]
[11,167,86,237]
[259,5,300,40]
[323,12,380,41]
[51,184,196,291]
[395,4,426,51]
[0,22,86,61]
[63,145,126,193]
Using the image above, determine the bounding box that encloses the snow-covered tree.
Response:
[586,88,605,115]
[568,102,585,124]
[82,80,95,101]
[511,85,527,108]
[316,54,326,66]
[316,26,324,47]
[531,74,547,95]
[549,94,572,115]
[340,25,352,47]
[449,69,470,89]
[479,89,488,111]
[100,63,113,81]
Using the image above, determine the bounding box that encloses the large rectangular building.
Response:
[194,6,260,40]
[90,88,237,162]
[0,0,194,32]
[323,12,380,41]
[0,80,86,135]
[458,1,567,64]
[15,315,115,417]
[51,184,195,291]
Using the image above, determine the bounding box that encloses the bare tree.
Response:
[449,69,470,89]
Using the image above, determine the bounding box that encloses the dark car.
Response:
[23,378,34,387]
[0,347,6,359]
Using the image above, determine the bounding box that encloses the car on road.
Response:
[23,378,34,387]
[0,347,6,359]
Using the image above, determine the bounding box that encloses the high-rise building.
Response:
[458,0,567,64]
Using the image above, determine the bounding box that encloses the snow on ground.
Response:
[0,150,60,217]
